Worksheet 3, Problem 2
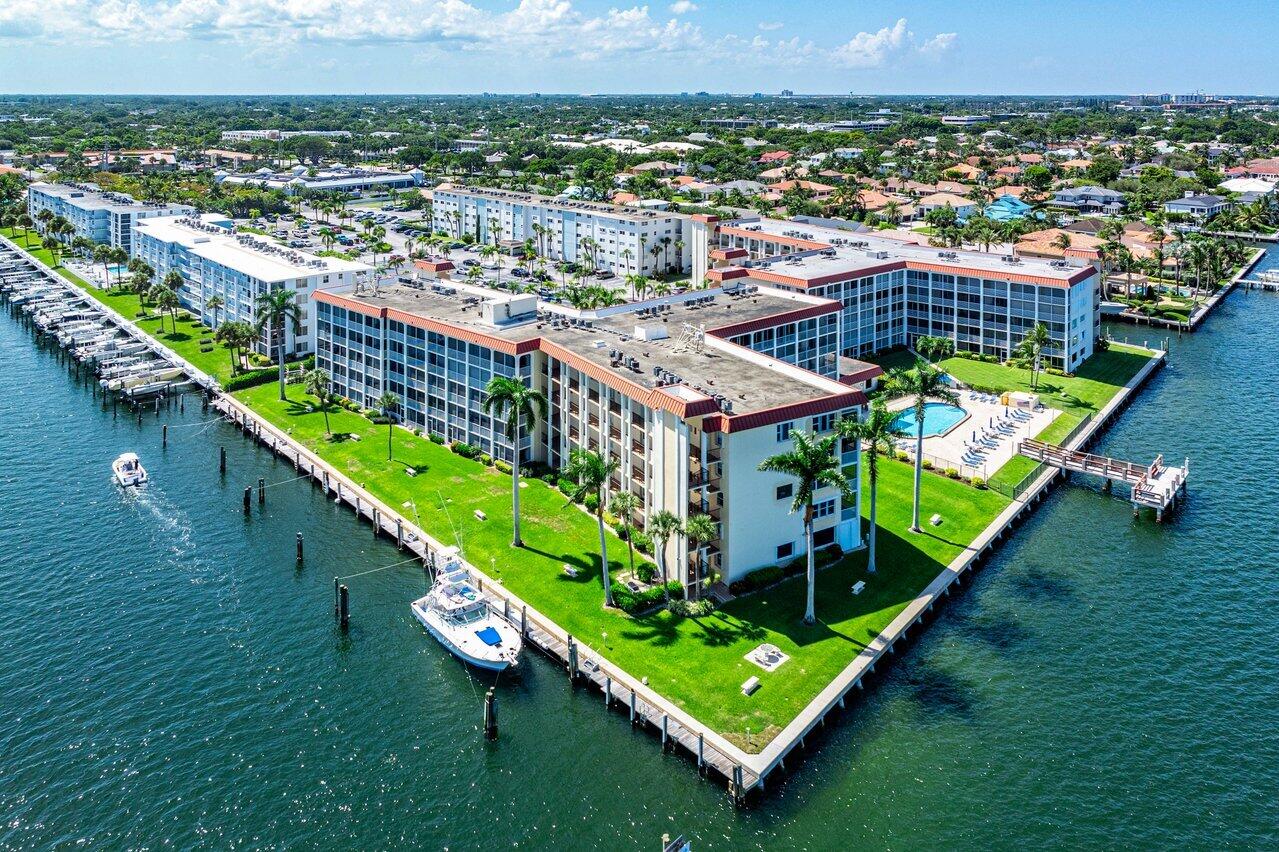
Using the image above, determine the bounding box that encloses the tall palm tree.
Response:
[216,320,255,375]
[683,513,717,599]
[153,285,180,333]
[1016,322,1054,391]
[836,402,901,575]
[647,510,683,605]
[481,376,548,548]
[205,295,225,330]
[758,430,850,624]
[885,359,960,533]
[254,288,302,401]
[563,448,620,608]
[377,391,399,460]
[304,368,334,436]
[607,491,641,577]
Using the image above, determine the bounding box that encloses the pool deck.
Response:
[886,394,1059,482]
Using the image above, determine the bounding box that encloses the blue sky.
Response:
[2,0,1277,95]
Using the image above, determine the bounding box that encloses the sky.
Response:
[2,0,1278,96]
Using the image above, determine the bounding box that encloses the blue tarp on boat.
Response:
[475,626,502,646]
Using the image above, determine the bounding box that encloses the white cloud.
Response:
[0,4,955,74]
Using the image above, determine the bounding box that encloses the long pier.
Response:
[1019,438,1188,521]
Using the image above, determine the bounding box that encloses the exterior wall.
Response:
[431,189,692,277]
[725,310,841,377]
[27,184,193,252]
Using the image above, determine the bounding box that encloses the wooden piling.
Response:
[219,446,226,475]
[296,532,304,564]
[243,486,251,514]
[162,423,168,448]
[258,477,265,505]
[339,584,350,629]
[483,688,497,740]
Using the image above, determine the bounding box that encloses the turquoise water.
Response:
[892,401,967,437]
[2,283,1278,847]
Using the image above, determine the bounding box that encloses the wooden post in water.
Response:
[154,397,160,417]
[296,532,304,564]
[697,733,705,771]
[219,447,226,475]
[567,635,577,685]
[258,477,265,505]
[373,509,380,538]
[334,578,340,616]
[243,486,251,514]
[338,584,350,629]
[483,688,497,740]
[162,423,168,449]
[396,518,403,549]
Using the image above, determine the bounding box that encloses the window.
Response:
[776,421,792,442]
[775,483,793,501]
[813,413,835,433]
[814,498,837,519]
[776,542,794,560]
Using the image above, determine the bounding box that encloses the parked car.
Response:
[510,267,529,278]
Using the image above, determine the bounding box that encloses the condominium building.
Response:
[132,214,370,358]
[27,182,195,255]
[707,217,1100,371]
[220,129,353,142]
[312,276,865,586]
[429,186,712,282]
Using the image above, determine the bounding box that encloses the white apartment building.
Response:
[430,186,711,283]
[132,214,370,358]
[27,182,195,255]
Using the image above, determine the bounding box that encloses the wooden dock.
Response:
[1019,438,1188,521]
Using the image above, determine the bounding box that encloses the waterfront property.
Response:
[27,181,195,254]
[132,214,370,357]
[429,185,713,280]
[707,215,1101,371]
[313,278,865,588]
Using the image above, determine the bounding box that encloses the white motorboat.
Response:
[410,562,521,671]
[1259,269,1279,284]
[112,452,148,487]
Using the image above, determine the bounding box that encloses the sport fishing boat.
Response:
[112,452,148,487]
[410,560,521,671]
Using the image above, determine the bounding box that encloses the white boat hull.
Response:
[410,598,521,671]
[112,454,148,487]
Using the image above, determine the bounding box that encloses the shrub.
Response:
[541,471,558,485]
[631,530,653,554]
[450,442,480,459]
[971,476,988,489]
[816,543,843,567]
[429,432,445,444]
[494,459,512,474]
[895,450,910,462]
[668,598,716,617]
[610,580,681,614]
[922,459,934,470]
[199,337,213,345]
[556,476,575,495]
[249,353,271,367]
[945,467,961,479]
[729,565,784,594]
[199,345,214,353]
[583,493,599,511]
[634,562,657,583]
[223,367,279,392]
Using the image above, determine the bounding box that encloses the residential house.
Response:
[1163,192,1231,219]
[1052,185,1126,215]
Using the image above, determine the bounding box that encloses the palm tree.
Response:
[647,510,683,605]
[607,491,641,577]
[152,285,180,333]
[254,288,302,401]
[885,359,960,533]
[205,295,225,330]
[216,320,255,375]
[836,402,901,574]
[683,513,717,598]
[93,244,114,288]
[563,448,620,608]
[481,376,548,548]
[1016,322,1054,391]
[758,430,850,624]
[377,391,399,460]
[304,368,334,436]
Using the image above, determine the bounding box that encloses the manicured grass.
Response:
[236,382,1009,750]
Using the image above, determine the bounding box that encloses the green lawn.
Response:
[4,227,247,384]
[237,382,1009,750]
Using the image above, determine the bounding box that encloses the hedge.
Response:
[610,580,682,614]
[223,367,280,392]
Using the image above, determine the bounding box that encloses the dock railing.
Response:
[990,413,1093,500]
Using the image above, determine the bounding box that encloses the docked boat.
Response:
[112,452,148,487]
[410,562,521,671]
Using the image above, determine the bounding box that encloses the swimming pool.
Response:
[892,402,968,437]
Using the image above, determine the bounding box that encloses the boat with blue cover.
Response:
[410,558,521,671]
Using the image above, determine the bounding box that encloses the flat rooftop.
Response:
[434,185,691,223]
[724,217,1091,286]
[29,181,190,214]
[135,216,369,282]
[323,282,851,417]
